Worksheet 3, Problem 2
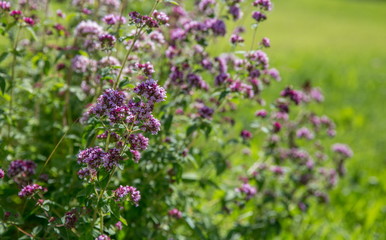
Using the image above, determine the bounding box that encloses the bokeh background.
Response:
[235,0,386,238]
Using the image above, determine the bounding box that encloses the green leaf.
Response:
[0,52,8,63]
[165,0,179,5]
[163,114,173,133]
[119,216,128,226]
[184,216,206,239]
[186,124,197,137]
[26,27,38,41]
[0,75,5,94]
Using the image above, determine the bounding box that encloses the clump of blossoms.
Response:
[78,79,166,176]
[113,185,141,206]
[18,184,46,198]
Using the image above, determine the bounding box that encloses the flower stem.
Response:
[8,24,22,140]
[113,0,161,89]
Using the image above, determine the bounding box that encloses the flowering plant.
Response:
[0,0,352,239]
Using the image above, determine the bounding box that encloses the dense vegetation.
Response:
[0,0,384,239]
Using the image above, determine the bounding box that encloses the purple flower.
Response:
[265,68,281,81]
[142,115,161,134]
[77,167,97,181]
[281,87,303,105]
[95,235,110,240]
[56,9,65,18]
[71,55,96,73]
[229,5,242,20]
[296,127,314,140]
[273,122,281,133]
[0,169,4,179]
[97,131,120,140]
[198,105,214,119]
[170,28,186,41]
[115,221,123,230]
[18,184,46,198]
[8,160,36,178]
[81,8,92,15]
[74,20,103,37]
[65,209,77,228]
[187,73,209,90]
[136,62,155,76]
[208,19,226,36]
[128,133,149,151]
[101,0,120,9]
[103,14,117,25]
[230,34,244,44]
[253,0,273,11]
[198,0,216,12]
[252,11,267,22]
[240,130,253,140]
[260,37,270,47]
[215,73,229,86]
[72,0,94,7]
[99,34,116,48]
[332,144,353,158]
[23,17,35,26]
[153,10,169,25]
[168,208,182,219]
[89,89,126,118]
[134,79,167,104]
[271,166,284,175]
[236,183,257,200]
[114,185,141,206]
[255,110,267,118]
[149,31,165,44]
[77,147,106,168]
[10,10,22,18]
[98,56,120,70]
[310,88,324,102]
[250,50,269,67]
[0,1,11,11]
[130,150,141,163]
[103,148,123,170]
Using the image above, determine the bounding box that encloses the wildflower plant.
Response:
[0,0,352,239]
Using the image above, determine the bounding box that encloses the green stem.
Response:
[8,24,22,140]
[250,27,258,51]
[113,0,161,89]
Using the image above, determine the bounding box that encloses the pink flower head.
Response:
[10,10,22,18]
[18,184,46,198]
[260,37,270,47]
[95,235,110,240]
[236,183,257,200]
[168,208,182,219]
[114,185,141,206]
[332,143,353,158]
[115,221,123,230]
[253,0,273,11]
[252,11,267,22]
[255,110,267,118]
[23,17,35,26]
[0,1,11,11]
[273,122,281,133]
[240,130,253,140]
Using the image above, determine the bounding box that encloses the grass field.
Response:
[246,0,386,238]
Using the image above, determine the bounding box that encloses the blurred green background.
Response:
[243,0,386,238]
